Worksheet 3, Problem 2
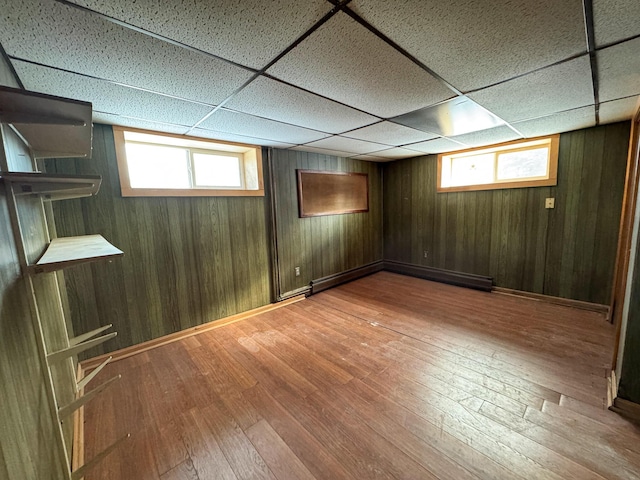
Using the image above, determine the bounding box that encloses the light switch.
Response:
[545,198,555,209]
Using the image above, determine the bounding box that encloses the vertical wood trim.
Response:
[611,109,640,369]
[266,148,282,301]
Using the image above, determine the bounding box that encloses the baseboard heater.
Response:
[310,260,385,294]
[309,260,492,295]
[383,260,493,291]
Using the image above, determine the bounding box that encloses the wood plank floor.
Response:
[82,272,640,480]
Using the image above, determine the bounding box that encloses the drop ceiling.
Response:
[1,0,638,162]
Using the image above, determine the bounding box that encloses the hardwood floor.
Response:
[82,272,640,480]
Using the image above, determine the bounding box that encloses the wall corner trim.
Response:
[607,369,640,423]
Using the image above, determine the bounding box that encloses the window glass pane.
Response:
[450,153,495,186]
[497,147,548,180]
[125,143,190,189]
[193,153,242,188]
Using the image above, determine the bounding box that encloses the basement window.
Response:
[113,127,264,197]
[437,135,559,193]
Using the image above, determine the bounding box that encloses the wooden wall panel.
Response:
[47,124,272,356]
[271,149,383,297]
[383,122,630,305]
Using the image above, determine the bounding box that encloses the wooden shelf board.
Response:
[29,235,123,274]
[1,172,102,201]
[0,86,92,159]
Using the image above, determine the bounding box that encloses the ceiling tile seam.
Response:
[337,119,447,141]
[296,134,391,148]
[0,42,24,90]
[384,119,445,139]
[94,110,302,145]
[582,0,600,125]
[338,120,385,135]
[341,6,463,97]
[326,10,516,138]
[92,110,194,130]
[595,33,640,52]
[372,135,471,151]
[339,132,439,149]
[259,73,385,120]
[216,106,338,137]
[253,2,347,74]
[186,2,349,134]
[53,0,257,74]
[463,52,590,95]
[7,55,221,109]
[510,104,597,125]
[600,94,640,105]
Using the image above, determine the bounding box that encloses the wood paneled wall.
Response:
[46,124,272,356]
[383,122,631,305]
[270,149,383,297]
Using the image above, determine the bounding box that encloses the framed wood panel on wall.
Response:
[297,170,369,218]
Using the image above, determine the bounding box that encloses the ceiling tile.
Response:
[267,12,455,118]
[343,121,437,146]
[92,112,190,135]
[14,60,212,127]
[599,97,639,124]
[403,137,468,155]
[192,128,295,148]
[364,147,420,160]
[197,109,329,144]
[391,97,505,137]
[597,38,640,103]
[448,126,521,148]
[468,56,594,123]
[302,136,388,155]
[350,0,586,92]
[593,0,640,47]
[0,0,253,105]
[225,76,378,134]
[67,0,332,69]
[512,106,596,138]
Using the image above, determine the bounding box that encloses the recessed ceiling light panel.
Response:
[390,96,505,137]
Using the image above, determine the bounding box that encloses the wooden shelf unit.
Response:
[30,234,123,275]
[0,85,93,159]
[0,88,127,480]
[0,171,102,201]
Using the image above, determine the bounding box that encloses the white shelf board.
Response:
[29,234,123,274]
[1,171,101,201]
[0,86,92,159]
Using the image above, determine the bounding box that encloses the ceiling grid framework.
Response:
[0,0,638,161]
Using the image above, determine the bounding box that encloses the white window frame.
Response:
[437,134,559,193]
[113,126,264,197]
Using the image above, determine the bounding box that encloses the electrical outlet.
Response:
[295,266,300,277]
[423,250,429,259]
[545,197,555,209]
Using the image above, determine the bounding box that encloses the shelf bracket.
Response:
[59,375,121,419]
[76,356,112,392]
[69,324,113,347]
[70,433,130,480]
[47,332,117,364]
